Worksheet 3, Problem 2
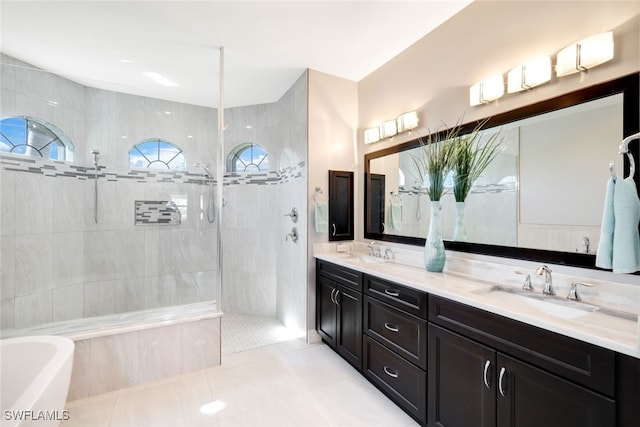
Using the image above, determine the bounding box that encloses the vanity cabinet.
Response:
[316,260,363,370]
[428,296,616,427]
[328,170,354,241]
[362,274,428,424]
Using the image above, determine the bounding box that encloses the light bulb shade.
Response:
[556,32,614,77]
[507,56,551,93]
[470,74,504,106]
[379,120,398,139]
[364,127,380,144]
[397,111,419,132]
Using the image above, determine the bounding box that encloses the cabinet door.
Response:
[336,284,362,370]
[496,353,615,427]
[317,276,337,347]
[328,170,354,241]
[367,173,385,234]
[428,324,496,427]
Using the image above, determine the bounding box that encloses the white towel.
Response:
[596,177,640,273]
[388,201,402,231]
[315,201,328,233]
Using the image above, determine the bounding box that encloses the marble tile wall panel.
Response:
[1,57,306,334]
[67,317,221,400]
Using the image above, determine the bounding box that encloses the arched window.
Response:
[227,143,268,173]
[129,139,185,171]
[0,116,74,161]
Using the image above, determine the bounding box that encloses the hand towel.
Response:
[315,200,328,233]
[596,177,640,273]
[388,201,402,231]
[612,178,640,273]
[595,178,615,269]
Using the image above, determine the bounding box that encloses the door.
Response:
[336,284,362,370]
[328,170,354,241]
[496,353,615,427]
[428,324,496,427]
[317,276,337,347]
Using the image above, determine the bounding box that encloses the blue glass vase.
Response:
[424,201,446,272]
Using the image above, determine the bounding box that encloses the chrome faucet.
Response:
[536,265,554,295]
[368,241,380,257]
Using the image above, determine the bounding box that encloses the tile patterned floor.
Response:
[221,313,304,356]
[63,339,419,427]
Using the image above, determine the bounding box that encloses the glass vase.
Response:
[452,201,468,242]
[424,201,445,272]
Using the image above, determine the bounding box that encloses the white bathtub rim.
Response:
[1,301,221,341]
[1,335,74,424]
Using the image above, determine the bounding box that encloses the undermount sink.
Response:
[334,253,386,264]
[473,285,623,321]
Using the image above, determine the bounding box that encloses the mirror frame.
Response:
[364,73,639,270]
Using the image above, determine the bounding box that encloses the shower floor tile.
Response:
[221,313,304,355]
[63,339,419,427]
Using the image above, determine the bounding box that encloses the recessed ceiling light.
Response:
[142,71,179,87]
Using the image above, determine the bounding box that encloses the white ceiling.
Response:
[0,0,473,108]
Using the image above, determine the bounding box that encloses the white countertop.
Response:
[314,244,640,359]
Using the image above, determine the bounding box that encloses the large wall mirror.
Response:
[365,73,639,270]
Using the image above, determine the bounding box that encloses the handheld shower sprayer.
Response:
[194,162,215,223]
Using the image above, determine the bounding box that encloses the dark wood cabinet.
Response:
[328,170,354,241]
[428,299,616,427]
[316,260,636,427]
[366,173,385,234]
[428,324,495,427]
[316,260,363,370]
[363,275,428,425]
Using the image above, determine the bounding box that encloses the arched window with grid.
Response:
[227,143,269,173]
[129,139,185,171]
[0,116,74,161]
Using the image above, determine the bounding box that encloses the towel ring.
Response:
[618,132,639,180]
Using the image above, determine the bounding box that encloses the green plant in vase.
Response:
[409,127,457,272]
[450,119,502,241]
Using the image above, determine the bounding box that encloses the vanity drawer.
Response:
[364,296,427,369]
[364,274,427,319]
[363,335,427,425]
[429,295,615,397]
[317,259,363,291]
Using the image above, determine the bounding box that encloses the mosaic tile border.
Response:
[0,153,305,186]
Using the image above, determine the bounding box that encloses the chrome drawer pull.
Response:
[483,360,491,389]
[330,288,337,304]
[384,289,400,297]
[383,366,399,378]
[384,322,399,332]
[498,367,507,397]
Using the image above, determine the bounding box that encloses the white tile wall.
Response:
[0,55,308,343]
[67,317,221,400]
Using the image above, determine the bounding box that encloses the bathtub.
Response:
[0,336,74,427]
[1,302,222,400]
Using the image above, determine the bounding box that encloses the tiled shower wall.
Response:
[0,54,219,331]
[0,54,308,336]
[222,73,308,336]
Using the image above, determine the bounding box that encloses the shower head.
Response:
[194,162,213,177]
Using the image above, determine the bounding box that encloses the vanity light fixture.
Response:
[379,120,398,139]
[555,32,614,77]
[397,111,419,132]
[364,127,381,144]
[507,56,552,93]
[470,74,505,106]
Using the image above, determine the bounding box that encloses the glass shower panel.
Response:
[0,48,221,335]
